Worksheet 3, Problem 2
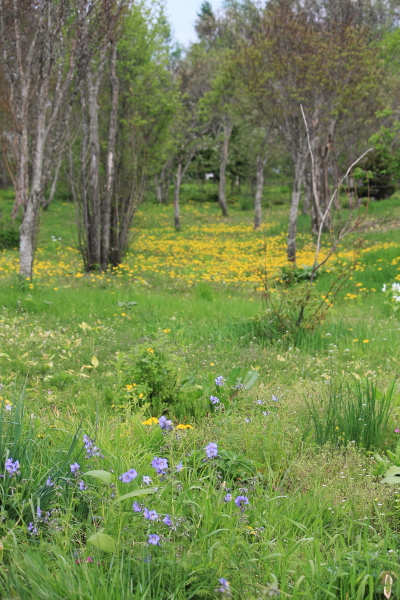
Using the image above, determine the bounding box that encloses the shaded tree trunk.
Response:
[218,117,232,217]
[254,138,269,230]
[173,162,182,230]
[287,143,308,263]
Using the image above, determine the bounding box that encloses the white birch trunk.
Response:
[218,117,232,217]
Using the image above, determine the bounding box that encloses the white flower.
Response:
[382,284,387,292]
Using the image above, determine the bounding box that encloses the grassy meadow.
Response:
[0,186,400,599]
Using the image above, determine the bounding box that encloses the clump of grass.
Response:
[306,379,394,451]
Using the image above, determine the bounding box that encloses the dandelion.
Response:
[205,442,218,458]
[215,376,225,387]
[142,475,152,485]
[147,534,160,546]
[151,457,169,474]
[210,395,220,405]
[234,495,249,509]
[70,462,80,474]
[142,417,158,426]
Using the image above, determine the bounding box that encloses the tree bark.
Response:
[101,41,119,270]
[287,145,308,263]
[254,136,269,230]
[174,162,182,230]
[218,117,232,217]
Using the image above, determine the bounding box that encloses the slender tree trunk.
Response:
[42,154,62,210]
[174,163,182,230]
[254,142,269,230]
[218,117,232,217]
[287,147,308,263]
[303,170,311,215]
[101,41,118,270]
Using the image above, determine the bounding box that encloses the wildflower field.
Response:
[1,191,400,599]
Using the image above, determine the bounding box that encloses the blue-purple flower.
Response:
[163,514,172,527]
[5,458,20,476]
[132,501,142,512]
[27,522,38,535]
[175,462,183,472]
[83,435,103,458]
[234,495,249,509]
[215,376,225,387]
[205,442,218,458]
[210,395,220,405]
[272,394,279,402]
[147,533,161,546]
[151,457,169,474]
[46,476,54,486]
[218,578,230,594]
[224,493,232,502]
[144,508,158,521]
[142,475,152,485]
[79,480,87,491]
[119,468,137,483]
[158,416,173,430]
[70,462,80,474]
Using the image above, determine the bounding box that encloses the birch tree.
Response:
[0,0,122,279]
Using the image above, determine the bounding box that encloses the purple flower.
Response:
[256,399,263,405]
[70,462,80,474]
[147,534,160,546]
[215,376,225,387]
[210,395,220,405]
[158,416,173,430]
[244,418,251,423]
[224,493,232,502]
[163,514,172,527]
[234,495,249,509]
[205,442,218,458]
[272,394,279,402]
[235,383,244,390]
[46,477,54,486]
[79,480,87,491]
[27,522,38,535]
[119,468,137,483]
[142,475,152,485]
[218,578,230,594]
[144,508,158,521]
[5,458,20,475]
[83,435,103,458]
[5,404,12,411]
[151,457,169,474]
[175,462,183,472]
[37,507,42,518]
[262,411,270,416]
[132,501,142,512]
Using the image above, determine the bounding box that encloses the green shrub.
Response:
[0,215,19,249]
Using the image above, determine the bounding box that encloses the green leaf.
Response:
[243,370,259,390]
[114,488,158,503]
[381,466,400,484]
[87,530,116,553]
[83,470,113,485]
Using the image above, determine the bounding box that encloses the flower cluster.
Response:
[205,442,218,458]
[83,435,103,458]
[5,458,20,476]
[151,457,169,475]
[119,468,138,483]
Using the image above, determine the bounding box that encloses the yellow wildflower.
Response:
[142,417,159,425]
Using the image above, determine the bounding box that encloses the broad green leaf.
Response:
[83,470,112,485]
[243,370,259,390]
[87,530,116,553]
[114,488,158,503]
[382,465,400,484]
